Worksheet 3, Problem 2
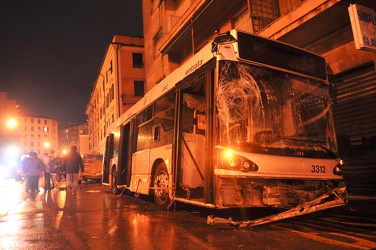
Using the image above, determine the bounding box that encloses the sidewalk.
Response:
[349,194,376,201]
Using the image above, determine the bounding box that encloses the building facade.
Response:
[58,123,88,156]
[1,92,59,158]
[86,36,145,154]
[141,0,376,195]
[17,116,58,156]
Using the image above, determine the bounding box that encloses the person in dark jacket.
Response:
[62,146,84,195]
[23,151,44,197]
[49,156,62,189]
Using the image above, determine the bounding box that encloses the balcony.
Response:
[156,0,376,59]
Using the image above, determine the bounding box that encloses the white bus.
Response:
[102,30,347,222]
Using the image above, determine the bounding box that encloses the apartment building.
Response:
[141,0,376,194]
[58,123,88,156]
[1,92,59,157]
[17,116,58,156]
[86,36,145,154]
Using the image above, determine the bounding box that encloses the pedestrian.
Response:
[22,151,44,197]
[42,153,51,190]
[49,156,60,189]
[62,146,84,195]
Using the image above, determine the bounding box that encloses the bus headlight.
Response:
[242,160,258,172]
[217,149,258,172]
[333,160,343,175]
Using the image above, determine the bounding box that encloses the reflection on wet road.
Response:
[0,179,375,250]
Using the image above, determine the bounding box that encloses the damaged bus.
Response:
[102,30,347,226]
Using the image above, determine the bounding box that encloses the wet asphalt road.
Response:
[0,179,375,250]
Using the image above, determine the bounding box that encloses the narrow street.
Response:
[2,3,376,250]
[0,179,375,250]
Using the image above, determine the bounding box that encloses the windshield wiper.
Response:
[282,137,339,158]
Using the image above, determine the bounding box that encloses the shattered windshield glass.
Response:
[216,61,337,158]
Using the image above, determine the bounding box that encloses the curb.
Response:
[348,195,376,201]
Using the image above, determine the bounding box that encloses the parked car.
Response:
[80,154,103,182]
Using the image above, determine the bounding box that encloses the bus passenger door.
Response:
[103,133,114,184]
[117,120,134,187]
[176,74,207,194]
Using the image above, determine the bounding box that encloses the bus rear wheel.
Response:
[152,163,170,210]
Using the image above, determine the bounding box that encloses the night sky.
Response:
[0,0,143,126]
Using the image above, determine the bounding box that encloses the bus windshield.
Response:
[217,61,337,158]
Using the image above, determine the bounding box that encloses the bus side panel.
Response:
[149,144,173,174]
[132,149,150,174]
[129,145,173,195]
[129,173,150,194]
[129,149,150,194]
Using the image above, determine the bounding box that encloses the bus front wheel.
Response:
[152,163,170,210]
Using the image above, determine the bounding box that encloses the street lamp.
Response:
[6,118,17,129]
[43,142,50,154]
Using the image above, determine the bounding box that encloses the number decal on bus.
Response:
[311,165,326,173]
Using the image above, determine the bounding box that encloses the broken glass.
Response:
[216,61,336,158]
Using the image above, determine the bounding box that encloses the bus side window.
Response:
[153,125,161,142]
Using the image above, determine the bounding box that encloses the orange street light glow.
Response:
[6,119,17,129]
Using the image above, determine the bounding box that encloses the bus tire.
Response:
[152,162,170,210]
[112,167,118,194]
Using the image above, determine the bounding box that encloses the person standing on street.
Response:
[62,146,84,195]
[22,151,44,197]
[49,155,61,189]
[42,153,51,190]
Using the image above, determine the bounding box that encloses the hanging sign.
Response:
[348,4,376,52]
